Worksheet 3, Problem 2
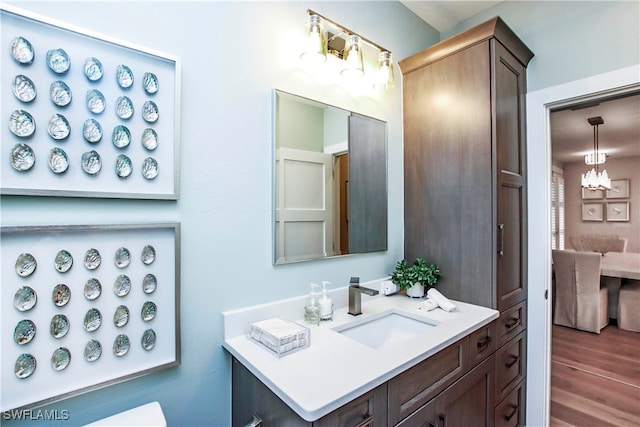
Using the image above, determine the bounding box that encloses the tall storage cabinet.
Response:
[399,17,533,425]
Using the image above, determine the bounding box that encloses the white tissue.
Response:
[427,288,457,312]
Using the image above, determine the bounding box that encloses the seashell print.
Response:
[141,157,158,180]
[10,143,35,172]
[84,278,102,300]
[81,150,102,175]
[143,274,157,294]
[84,248,102,270]
[46,48,70,74]
[10,36,34,65]
[115,247,131,268]
[51,347,71,371]
[116,64,134,88]
[112,125,131,148]
[141,329,156,351]
[12,75,37,103]
[114,305,130,327]
[50,81,72,107]
[52,284,71,307]
[143,72,159,94]
[47,114,70,140]
[86,89,106,114]
[54,249,73,273]
[141,128,158,151]
[15,253,37,277]
[115,96,134,119]
[48,147,69,174]
[14,286,37,312]
[113,334,130,357]
[114,274,131,297]
[50,314,70,338]
[141,301,157,321]
[142,101,159,123]
[115,154,133,178]
[8,109,35,138]
[141,245,156,265]
[84,308,102,332]
[83,118,103,143]
[15,354,36,379]
[14,319,36,345]
[84,339,102,362]
[84,57,103,81]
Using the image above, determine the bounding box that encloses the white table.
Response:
[600,252,640,319]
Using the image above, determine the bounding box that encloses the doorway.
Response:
[525,64,640,427]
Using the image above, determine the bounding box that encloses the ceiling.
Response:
[400,1,640,165]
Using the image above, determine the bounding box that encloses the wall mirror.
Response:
[273,90,388,264]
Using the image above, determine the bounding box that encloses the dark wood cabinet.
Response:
[399,16,533,425]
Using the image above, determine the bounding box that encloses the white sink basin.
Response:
[332,310,438,349]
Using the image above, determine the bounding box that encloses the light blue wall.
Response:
[442,1,640,92]
[1,2,436,426]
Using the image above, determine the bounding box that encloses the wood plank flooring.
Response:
[550,323,640,427]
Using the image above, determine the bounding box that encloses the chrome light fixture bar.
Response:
[301,9,394,90]
[581,116,611,191]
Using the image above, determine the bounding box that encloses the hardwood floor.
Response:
[550,323,640,426]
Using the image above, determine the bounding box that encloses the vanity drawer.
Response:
[315,383,387,427]
[495,332,526,403]
[495,379,526,427]
[497,301,526,347]
[469,320,497,368]
[388,337,469,426]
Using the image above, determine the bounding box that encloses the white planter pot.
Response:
[406,283,425,298]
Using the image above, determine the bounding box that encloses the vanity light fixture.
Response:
[581,116,611,191]
[300,10,394,90]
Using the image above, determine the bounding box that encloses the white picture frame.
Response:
[606,202,630,221]
[606,179,630,199]
[581,202,604,221]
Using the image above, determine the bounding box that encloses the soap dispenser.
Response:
[304,283,320,325]
[319,281,334,321]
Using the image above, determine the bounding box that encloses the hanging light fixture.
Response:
[374,51,395,90]
[341,34,364,77]
[299,10,394,90]
[300,14,327,64]
[581,116,611,191]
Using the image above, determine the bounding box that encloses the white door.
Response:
[275,147,333,263]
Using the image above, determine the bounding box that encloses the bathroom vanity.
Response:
[223,286,506,426]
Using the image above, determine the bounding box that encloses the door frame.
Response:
[525,64,640,427]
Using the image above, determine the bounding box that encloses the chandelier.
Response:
[581,116,611,191]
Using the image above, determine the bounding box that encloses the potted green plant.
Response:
[390,258,441,298]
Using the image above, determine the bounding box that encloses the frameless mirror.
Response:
[273,90,388,264]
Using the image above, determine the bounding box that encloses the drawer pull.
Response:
[505,355,520,368]
[439,413,447,427]
[504,317,520,330]
[244,414,262,427]
[476,336,492,351]
[504,404,519,421]
[428,422,438,427]
[353,414,374,427]
[498,224,505,256]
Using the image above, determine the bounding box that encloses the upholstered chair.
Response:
[552,250,608,334]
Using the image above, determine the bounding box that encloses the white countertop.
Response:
[222,282,499,422]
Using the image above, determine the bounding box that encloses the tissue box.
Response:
[249,318,309,357]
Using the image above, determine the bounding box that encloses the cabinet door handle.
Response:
[503,404,519,421]
[505,355,520,368]
[497,223,505,256]
[353,414,374,427]
[428,422,438,427]
[504,317,520,330]
[438,413,447,427]
[244,414,262,427]
[476,336,492,351]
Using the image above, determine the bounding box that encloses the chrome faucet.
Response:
[348,277,379,316]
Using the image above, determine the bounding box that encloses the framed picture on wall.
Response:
[581,202,604,221]
[606,202,630,221]
[581,188,604,199]
[606,179,630,199]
